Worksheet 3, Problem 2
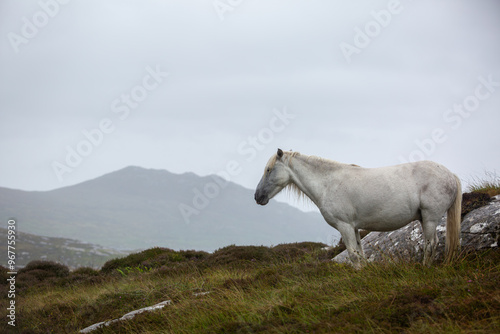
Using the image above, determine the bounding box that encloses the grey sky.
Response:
[1,0,499,211]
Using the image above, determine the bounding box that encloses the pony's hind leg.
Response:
[355,228,365,258]
[421,215,440,266]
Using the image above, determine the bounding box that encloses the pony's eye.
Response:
[267,168,271,173]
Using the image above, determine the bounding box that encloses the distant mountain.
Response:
[0,166,339,251]
[0,228,127,269]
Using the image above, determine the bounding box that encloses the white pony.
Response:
[255,149,462,267]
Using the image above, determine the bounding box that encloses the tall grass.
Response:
[467,170,500,197]
[2,244,499,333]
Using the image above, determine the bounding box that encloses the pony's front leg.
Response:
[337,224,365,269]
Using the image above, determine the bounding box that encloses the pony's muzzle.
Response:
[254,192,269,205]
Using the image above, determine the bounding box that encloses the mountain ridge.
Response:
[0,166,339,252]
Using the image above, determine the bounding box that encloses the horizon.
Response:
[0,162,320,212]
[1,1,499,212]
[3,157,493,192]
[2,160,494,215]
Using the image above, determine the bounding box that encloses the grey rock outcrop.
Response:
[334,200,500,264]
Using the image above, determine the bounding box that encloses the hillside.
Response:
[3,190,499,333]
[0,228,127,269]
[0,166,338,251]
[2,244,498,333]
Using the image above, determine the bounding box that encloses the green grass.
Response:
[467,170,500,197]
[2,244,499,333]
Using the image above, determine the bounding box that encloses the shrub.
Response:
[15,261,70,293]
[72,267,100,276]
[101,247,174,273]
[157,262,199,277]
[205,245,275,267]
[273,242,327,261]
[65,267,105,286]
[143,249,208,268]
[19,261,70,278]
[101,247,209,274]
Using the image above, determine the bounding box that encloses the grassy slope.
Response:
[3,177,499,333]
[2,244,499,334]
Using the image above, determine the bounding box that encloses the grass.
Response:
[1,244,499,333]
[2,175,499,333]
[467,170,500,197]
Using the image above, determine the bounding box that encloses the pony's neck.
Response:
[286,153,343,208]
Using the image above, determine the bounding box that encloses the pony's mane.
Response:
[284,182,312,206]
[265,151,359,206]
[264,151,300,171]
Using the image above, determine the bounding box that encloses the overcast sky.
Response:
[1,0,499,211]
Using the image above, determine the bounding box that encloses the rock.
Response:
[79,300,173,333]
[79,290,212,333]
[333,201,500,264]
[461,201,500,249]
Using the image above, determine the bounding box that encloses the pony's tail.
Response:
[445,174,462,263]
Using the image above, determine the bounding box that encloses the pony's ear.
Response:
[277,148,284,159]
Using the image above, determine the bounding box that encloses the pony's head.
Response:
[254,148,292,205]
